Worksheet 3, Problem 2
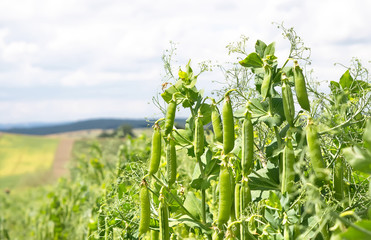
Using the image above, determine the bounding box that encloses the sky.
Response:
[0,0,370,124]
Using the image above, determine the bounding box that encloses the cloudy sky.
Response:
[0,0,370,124]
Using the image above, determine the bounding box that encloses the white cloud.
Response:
[0,0,370,123]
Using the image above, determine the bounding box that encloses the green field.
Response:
[0,133,59,189]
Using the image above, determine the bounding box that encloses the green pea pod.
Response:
[281,75,295,127]
[159,193,170,240]
[194,110,205,157]
[138,183,150,236]
[293,61,311,112]
[149,124,162,175]
[261,64,272,100]
[281,131,296,194]
[333,158,344,201]
[151,230,159,240]
[234,183,241,239]
[98,207,105,239]
[234,183,241,220]
[240,180,251,211]
[164,101,177,135]
[222,94,235,154]
[218,164,232,227]
[212,105,223,143]
[306,118,326,180]
[240,180,251,240]
[166,136,177,187]
[242,111,254,177]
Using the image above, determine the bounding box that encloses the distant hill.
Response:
[1,118,186,135]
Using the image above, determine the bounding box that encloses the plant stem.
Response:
[151,175,209,231]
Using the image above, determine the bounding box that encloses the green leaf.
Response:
[271,97,285,121]
[199,103,212,125]
[185,61,194,78]
[173,129,192,146]
[330,81,341,94]
[183,192,203,221]
[259,112,283,128]
[179,69,188,80]
[264,42,276,57]
[267,191,282,211]
[249,163,280,190]
[341,220,371,239]
[239,52,264,68]
[183,76,197,89]
[204,150,220,177]
[343,145,371,174]
[161,80,183,103]
[255,40,267,58]
[190,177,210,190]
[249,99,268,117]
[339,70,354,90]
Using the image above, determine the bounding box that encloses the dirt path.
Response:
[52,138,75,178]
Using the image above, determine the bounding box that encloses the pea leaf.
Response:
[248,163,280,190]
[239,52,264,68]
[178,69,188,80]
[264,42,276,57]
[330,81,341,94]
[183,192,203,221]
[340,220,371,239]
[255,40,267,58]
[190,177,210,190]
[161,80,183,103]
[199,103,212,125]
[343,145,371,174]
[339,70,354,90]
[259,112,283,128]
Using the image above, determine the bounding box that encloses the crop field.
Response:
[0,133,60,189]
[1,32,371,240]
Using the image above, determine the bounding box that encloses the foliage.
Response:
[1,26,371,240]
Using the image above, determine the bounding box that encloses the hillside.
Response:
[0,118,185,135]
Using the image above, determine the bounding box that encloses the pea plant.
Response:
[132,36,371,240]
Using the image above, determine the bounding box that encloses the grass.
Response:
[0,133,59,189]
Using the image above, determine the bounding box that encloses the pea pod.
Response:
[240,180,251,240]
[149,124,162,175]
[151,230,159,240]
[281,131,296,194]
[212,105,223,143]
[194,110,205,157]
[218,163,232,227]
[293,61,311,112]
[306,118,326,180]
[261,64,272,100]
[98,207,105,239]
[333,158,344,201]
[138,183,151,236]
[234,183,241,239]
[164,101,177,135]
[159,191,170,240]
[222,94,235,154]
[240,180,251,212]
[281,74,295,127]
[166,136,177,187]
[242,111,254,176]
[234,183,241,220]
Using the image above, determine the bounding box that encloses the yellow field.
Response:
[0,133,59,178]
